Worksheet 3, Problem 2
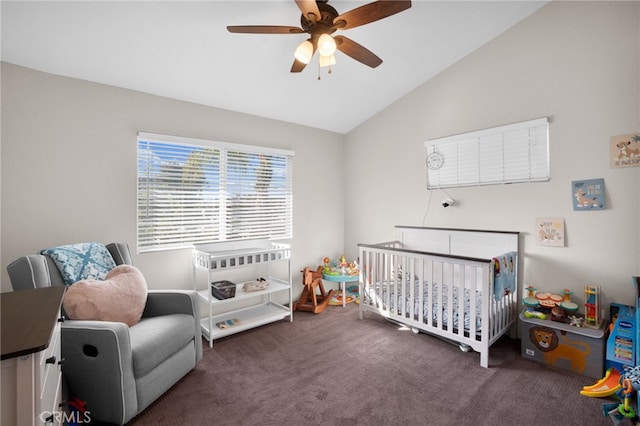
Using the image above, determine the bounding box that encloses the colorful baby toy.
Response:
[585,284,601,327]
[617,378,636,419]
[322,255,359,276]
[523,309,546,320]
[523,285,539,308]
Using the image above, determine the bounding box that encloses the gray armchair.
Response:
[7,242,202,425]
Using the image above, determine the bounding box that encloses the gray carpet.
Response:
[129,303,617,425]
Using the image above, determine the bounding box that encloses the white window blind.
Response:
[425,117,549,189]
[137,132,293,252]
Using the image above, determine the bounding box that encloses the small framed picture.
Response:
[610,133,640,168]
[536,217,565,247]
[571,178,605,210]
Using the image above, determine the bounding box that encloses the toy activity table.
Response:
[322,273,358,307]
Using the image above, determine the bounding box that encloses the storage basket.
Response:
[211,280,236,300]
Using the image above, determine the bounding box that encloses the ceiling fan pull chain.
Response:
[317,58,333,80]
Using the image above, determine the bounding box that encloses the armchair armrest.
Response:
[61,320,138,425]
[142,290,203,362]
[142,290,199,317]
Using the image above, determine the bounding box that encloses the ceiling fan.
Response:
[227,0,412,73]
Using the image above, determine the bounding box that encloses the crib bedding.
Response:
[364,281,483,332]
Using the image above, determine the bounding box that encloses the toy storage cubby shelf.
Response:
[193,240,293,347]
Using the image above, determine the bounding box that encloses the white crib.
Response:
[358,226,519,368]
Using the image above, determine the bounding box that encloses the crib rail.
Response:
[358,242,518,367]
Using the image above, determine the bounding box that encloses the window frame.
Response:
[137,132,294,253]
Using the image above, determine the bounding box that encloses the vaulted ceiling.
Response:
[1,1,547,134]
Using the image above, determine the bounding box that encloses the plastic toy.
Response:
[602,376,638,424]
[601,366,640,423]
[535,291,557,309]
[606,304,636,374]
[523,309,546,320]
[563,288,573,302]
[535,291,551,302]
[585,284,601,327]
[549,293,563,304]
[581,367,622,397]
[321,256,359,276]
[322,257,331,273]
[523,285,539,308]
[568,315,584,327]
[560,288,579,312]
[339,254,348,274]
[617,378,636,419]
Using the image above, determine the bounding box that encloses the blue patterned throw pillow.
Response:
[41,242,117,285]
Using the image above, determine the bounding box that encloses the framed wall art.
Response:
[536,217,565,247]
[571,178,605,210]
[610,132,640,168]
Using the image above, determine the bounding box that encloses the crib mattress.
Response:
[364,281,483,332]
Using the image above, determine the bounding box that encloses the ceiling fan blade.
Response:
[227,25,304,34]
[333,0,412,30]
[295,0,321,21]
[334,35,382,68]
[290,58,308,73]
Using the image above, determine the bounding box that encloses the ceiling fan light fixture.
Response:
[294,40,314,64]
[317,33,336,56]
[319,54,336,68]
[227,0,413,75]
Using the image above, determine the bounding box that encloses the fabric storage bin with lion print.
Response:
[519,311,608,379]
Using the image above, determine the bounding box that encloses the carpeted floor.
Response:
[129,303,618,426]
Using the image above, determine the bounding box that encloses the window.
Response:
[137,132,293,252]
[425,117,549,189]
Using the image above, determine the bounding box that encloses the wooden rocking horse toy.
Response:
[293,266,334,314]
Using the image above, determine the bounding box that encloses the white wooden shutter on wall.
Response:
[425,117,549,189]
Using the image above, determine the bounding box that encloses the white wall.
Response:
[2,2,639,313]
[344,1,640,310]
[0,63,346,295]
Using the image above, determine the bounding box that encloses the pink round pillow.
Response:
[63,264,148,327]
